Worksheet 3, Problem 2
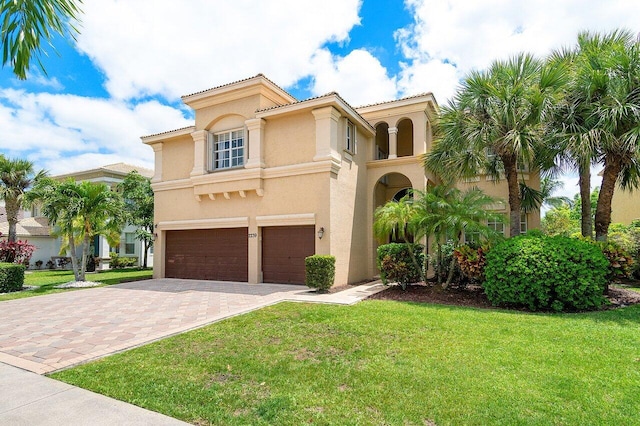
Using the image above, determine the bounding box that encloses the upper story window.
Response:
[345,120,356,154]
[209,129,245,171]
[125,232,136,255]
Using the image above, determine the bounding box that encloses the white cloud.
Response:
[309,49,398,106]
[0,89,191,175]
[76,0,362,100]
[397,0,640,102]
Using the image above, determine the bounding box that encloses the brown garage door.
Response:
[165,228,248,281]
[262,226,315,284]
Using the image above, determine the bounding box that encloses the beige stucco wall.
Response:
[263,113,316,168]
[611,187,640,224]
[160,135,193,181]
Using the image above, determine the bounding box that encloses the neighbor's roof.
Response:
[53,162,154,180]
[0,216,51,238]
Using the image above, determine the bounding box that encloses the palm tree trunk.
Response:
[578,165,592,238]
[436,243,443,286]
[403,237,425,283]
[79,234,90,281]
[68,234,81,282]
[443,232,463,289]
[503,156,521,237]
[5,197,19,244]
[595,156,622,241]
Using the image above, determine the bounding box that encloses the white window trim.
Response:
[520,212,528,234]
[208,128,246,172]
[345,119,356,154]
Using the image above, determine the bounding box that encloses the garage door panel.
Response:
[165,228,248,281]
[262,226,315,285]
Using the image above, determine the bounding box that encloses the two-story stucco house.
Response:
[143,74,539,286]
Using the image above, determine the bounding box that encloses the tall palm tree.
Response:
[546,30,636,238]
[0,156,46,242]
[1,0,83,79]
[588,31,640,240]
[425,53,566,237]
[28,178,124,281]
[411,185,504,288]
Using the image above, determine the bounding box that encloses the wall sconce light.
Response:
[154,223,158,229]
[153,233,158,241]
[317,227,325,239]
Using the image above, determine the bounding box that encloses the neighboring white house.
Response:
[0,163,154,269]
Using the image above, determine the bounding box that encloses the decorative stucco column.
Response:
[312,106,341,161]
[190,130,209,177]
[388,126,398,159]
[245,118,266,169]
[150,142,163,183]
[248,220,261,284]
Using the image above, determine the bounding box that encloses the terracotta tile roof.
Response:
[0,216,51,238]
[100,163,154,178]
[181,73,297,101]
[53,163,154,180]
[141,125,196,140]
[255,91,373,131]
[355,92,436,109]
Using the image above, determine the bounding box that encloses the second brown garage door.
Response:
[165,228,248,281]
[262,226,315,284]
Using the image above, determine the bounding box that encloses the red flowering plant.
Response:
[0,233,36,265]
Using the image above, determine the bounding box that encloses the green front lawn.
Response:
[51,301,640,425]
[0,268,153,301]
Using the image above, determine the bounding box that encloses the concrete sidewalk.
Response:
[0,363,188,425]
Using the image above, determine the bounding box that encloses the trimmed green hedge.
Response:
[377,243,424,289]
[109,253,138,269]
[305,255,335,293]
[484,235,608,311]
[0,262,25,293]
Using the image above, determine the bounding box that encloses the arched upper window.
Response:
[397,118,413,157]
[375,122,389,160]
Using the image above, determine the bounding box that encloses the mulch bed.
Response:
[368,280,640,311]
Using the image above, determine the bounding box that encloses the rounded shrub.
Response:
[0,262,25,293]
[305,255,335,293]
[484,235,609,311]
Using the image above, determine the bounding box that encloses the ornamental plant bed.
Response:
[368,280,640,311]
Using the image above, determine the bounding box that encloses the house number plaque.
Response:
[248,233,258,238]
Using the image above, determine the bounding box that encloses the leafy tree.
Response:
[426,53,566,237]
[0,156,46,242]
[117,171,154,268]
[1,0,83,79]
[28,178,124,281]
[411,185,504,288]
[541,203,578,237]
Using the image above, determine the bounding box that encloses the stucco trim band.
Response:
[255,213,316,227]
[157,217,249,230]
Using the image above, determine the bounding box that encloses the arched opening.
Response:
[375,122,389,160]
[397,118,413,157]
[374,173,413,243]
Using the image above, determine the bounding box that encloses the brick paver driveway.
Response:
[0,279,308,374]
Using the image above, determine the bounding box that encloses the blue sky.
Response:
[1,0,639,198]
